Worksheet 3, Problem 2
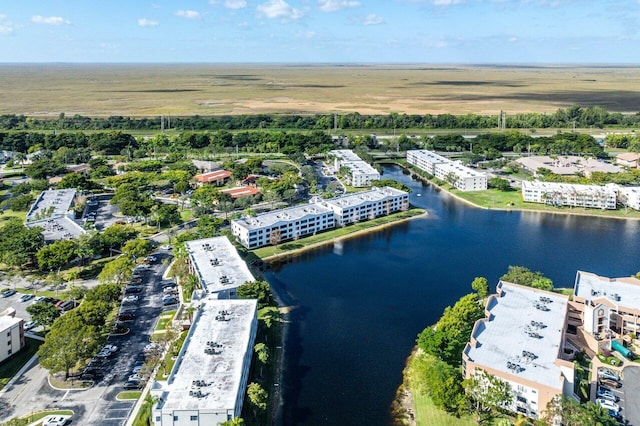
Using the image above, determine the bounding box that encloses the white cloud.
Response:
[31,15,70,26]
[318,0,361,12]
[0,14,15,35]
[508,36,518,42]
[138,18,159,27]
[362,13,384,25]
[225,0,248,9]
[175,10,201,19]
[257,0,304,20]
[431,0,465,6]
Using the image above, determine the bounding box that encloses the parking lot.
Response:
[623,366,640,425]
[0,247,175,425]
[84,194,121,231]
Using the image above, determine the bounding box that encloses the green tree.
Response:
[36,239,78,271]
[237,280,273,308]
[0,220,45,269]
[100,224,138,253]
[197,216,224,238]
[471,277,489,299]
[500,266,554,290]
[122,238,153,260]
[247,382,268,419]
[463,369,512,424]
[56,173,100,191]
[38,310,101,379]
[98,256,135,284]
[219,418,245,426]
[26,302,60,330]
[424,356,465,414]
[84,283,122,304]
[544,396,617,426]
[488,177,511,191]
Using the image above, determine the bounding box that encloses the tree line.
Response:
[1,105,640,132]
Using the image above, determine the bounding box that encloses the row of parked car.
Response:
[596,368,624,423]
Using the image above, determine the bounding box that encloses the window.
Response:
[516,407,527,414]
[156,417,161,422]
[190,415,198,421]
[517,396,527,403]
[7,349,11,355]
[174,415,179,421]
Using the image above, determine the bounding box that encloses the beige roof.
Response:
[617,152,640,162]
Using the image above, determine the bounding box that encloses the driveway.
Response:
[623,365,640,425]
[0,250,174,425]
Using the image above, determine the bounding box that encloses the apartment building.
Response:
[231,204,335,249]
[151,299,258,426]
[185,236,255,299]
[521,181,617,210]
[611,185,640,210]
[463,282,574,420]
[328,149,380,187]
[318,186,409,226]
[231,187,409,248]
[406,150,488,191]
[406,149,449,175]
[0,308,25,363]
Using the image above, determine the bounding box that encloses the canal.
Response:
[265,165,640,425]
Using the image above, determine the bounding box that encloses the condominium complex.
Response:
[317,186,409,226]
[185,237,255,299]
[231,187,408,249]
[328,149,380,187]
[0,308,25,363]
[406,150,487,191]
[612,185,640,210]
[151,299,258,426]
[231,204,335,249]
[521,181,617,210]
[463,282,574,419]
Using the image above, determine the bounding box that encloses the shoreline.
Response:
[388,162,640,222]
[259,211,428,263]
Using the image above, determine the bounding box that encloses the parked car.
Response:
[599,368,621,381]
[608,409,623,422]
[123,380,143,390]
[596,387,619,402]
[32,296,47,304]
[123,295,139,303]
[599,378,622,388]
[160,244,172,250]
[163,297,178,306]
[19,294,35,302]
[103,344,118,353]
[59,300,77,311]
[163,287,178,294]
[96,349,113,358]
[161,281,177,288]
[124,287,142,294]
[596,398,620,412]
[42,416,70,426]
[24,321,38,331]
[0,289,16,298]
[118,312,136,321]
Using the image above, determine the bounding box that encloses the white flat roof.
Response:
[574,271,640,309]
[25,216,86,242]
[466,282,568,390]
[522,180,616,195]
[0,315,21,331]
[407,150,449,164]
[157,299,257,412]
[26,189,76,222]
[436,161,485,178]
[342,160,379,176]
[185,237,255,294]
[320,186,407,209]
[517,156,621,175]
[329,149,362,162]
[232,203,333,231]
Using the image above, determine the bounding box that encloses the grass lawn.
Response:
[117,390,142,400]
[180,209,194,222]
[252,208,425,259]
[413,392,477,426]
[0,210,27,222]
[156,331,188,380]
[155,310,176,332]
[0,337,42,391]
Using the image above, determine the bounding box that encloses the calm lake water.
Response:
[265,165,640,425]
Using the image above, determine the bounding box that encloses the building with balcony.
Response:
[407,150,487,191]
[318,186,409,226]
[328,149,380,187]
[151,299,258,426]
[0,308,25,363]
[185,237,255,299]
[463,282,574,420]
[231,204,335,249]
[521,181,617,210]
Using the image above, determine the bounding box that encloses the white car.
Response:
[24,321,38,331]
[96,349,112,358]
[103,344,118,353]
[42,416,69,426]
[596,398,620,412]
[123,295,139,303]
[598,368,620,381]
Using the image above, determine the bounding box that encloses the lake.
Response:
[265,165,640,425]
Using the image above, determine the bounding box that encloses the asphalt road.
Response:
[623,366,640,426]
[0,248,174,425]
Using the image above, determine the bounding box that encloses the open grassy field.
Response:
[1,64,640,117]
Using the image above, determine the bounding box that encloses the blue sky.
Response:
[0,1,639,63]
